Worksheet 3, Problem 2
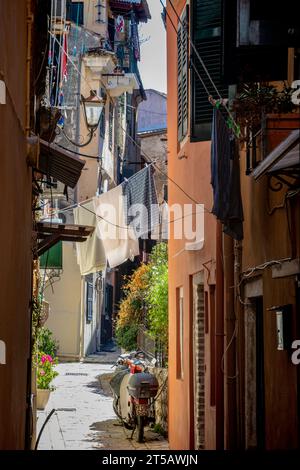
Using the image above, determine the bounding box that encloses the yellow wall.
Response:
[44,243,82,359]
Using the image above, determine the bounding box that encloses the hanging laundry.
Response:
[73,201,106,276]
[93,186,139,269]
[211,108,244,240]
[131,16,140,61]
[116,15,125,34]
[122,165,159,239]
[151,201,169,241]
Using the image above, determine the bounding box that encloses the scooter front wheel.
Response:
[137,415,144,443]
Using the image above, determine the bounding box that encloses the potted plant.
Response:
[231,82,299,172]
[36,352,58,410]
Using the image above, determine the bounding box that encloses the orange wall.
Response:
[167,0,217,450]
[240,114,300,449]
[0,0,32,449]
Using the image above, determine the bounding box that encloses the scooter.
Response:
[110,350,159,442]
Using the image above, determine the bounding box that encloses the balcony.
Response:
[245,113,300,177]
[101,72,140,97]
[83,49,117,75]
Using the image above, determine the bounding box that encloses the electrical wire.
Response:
[55,141,102,159]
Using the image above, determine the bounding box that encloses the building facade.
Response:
[166,0,300,450]
[42,0,150,358]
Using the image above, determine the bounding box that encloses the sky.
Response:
[139,0,167,94]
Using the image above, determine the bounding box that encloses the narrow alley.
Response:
[37,361,169,451]
[1,0,300,460]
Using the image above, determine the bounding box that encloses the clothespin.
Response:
[226,117,241,139]
[208,95,216,106]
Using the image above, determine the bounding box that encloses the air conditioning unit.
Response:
[58,209,74,225]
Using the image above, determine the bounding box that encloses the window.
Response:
[176,287,184,379]
[86,276,93,322]
[177,6,189,142]
[66,2,84,26]
[190,0,228,142]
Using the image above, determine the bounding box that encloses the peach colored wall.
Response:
[167,0,217,450]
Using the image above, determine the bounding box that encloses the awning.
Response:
[252,129,300,180]
[109,0,151,22]
[36,222,94,257]
[37,140,86,188]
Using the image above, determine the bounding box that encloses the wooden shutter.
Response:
[177,6,189,142]
[190,0,228,141]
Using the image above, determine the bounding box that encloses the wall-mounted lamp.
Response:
[63,90,106,147]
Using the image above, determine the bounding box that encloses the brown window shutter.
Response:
[177,6,189,142]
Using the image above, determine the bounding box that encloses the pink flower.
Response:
[41,355,47,364]
[47,355,53,363]
[40,370,45,376]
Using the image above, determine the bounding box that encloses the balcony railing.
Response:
[245,113,300,175]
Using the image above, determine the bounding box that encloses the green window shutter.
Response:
[177,6,189,142]
[39,241,63,269]
[191,0,228,141]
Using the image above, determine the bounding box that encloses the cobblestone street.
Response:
[37,361,169,451]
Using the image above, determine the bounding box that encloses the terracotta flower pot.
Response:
[37,389,51,410]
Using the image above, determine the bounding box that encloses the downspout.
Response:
[224,235,237,449]
[25,0,34,450]
[215,222,224,449]
[234,239,244,448]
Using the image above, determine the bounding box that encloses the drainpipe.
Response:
[234,239,244,448]
[26,1,33,136]
[224,235,237,449]
[25,0,34,450]
[215,222,224,449]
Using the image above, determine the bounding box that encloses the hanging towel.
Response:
[93,186,140,269]
[122,165,160,239]
[211,108,244,240]
[73,201,106,276]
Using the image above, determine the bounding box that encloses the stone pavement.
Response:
[37,361,169,450]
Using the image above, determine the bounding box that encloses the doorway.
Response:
[192,272,205,449]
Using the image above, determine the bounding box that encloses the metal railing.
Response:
[137,327,167,368]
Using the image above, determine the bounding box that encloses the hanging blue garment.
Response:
[210,108,244,240]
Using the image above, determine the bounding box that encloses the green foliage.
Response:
[37,327,59,357]
[153,423,168,438]
[32,295,43,350]
[36,352,59,390]
[232,81,297,139]
[146,243,168,349]
[116,243,168,356]
[115,323,139,351]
